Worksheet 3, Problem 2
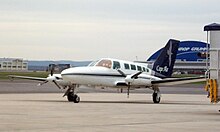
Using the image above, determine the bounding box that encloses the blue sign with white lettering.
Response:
[147,41,208,61]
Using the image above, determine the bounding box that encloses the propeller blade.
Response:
[37,81,48,86]
[131,71,143,79]
[50,64,55,76]
[53,80,62,89]
[116,69,126,77]
[116,70,141,98]
[127,82,130,98]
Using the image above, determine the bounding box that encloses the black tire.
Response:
[153,92,160,103]
[73,95,80,103]
[67,92,74,102]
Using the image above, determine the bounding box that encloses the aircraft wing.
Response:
[151,76,205,86]
[8,75,47,82]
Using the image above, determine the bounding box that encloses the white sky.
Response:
[0,0,219,61]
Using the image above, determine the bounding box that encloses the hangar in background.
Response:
[0,58,28,71]
[146,41,208,74]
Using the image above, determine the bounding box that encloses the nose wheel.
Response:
[64,85,80,103]
[67,92,80,103]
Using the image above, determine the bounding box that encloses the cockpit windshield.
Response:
[95,59,112,69]
[88,59,112,68]
[88,60,98,67]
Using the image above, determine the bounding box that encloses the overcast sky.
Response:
[0,0,219,61]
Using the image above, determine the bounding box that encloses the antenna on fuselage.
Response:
[135,56,138,61]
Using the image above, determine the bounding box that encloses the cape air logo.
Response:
[156,65,169,73]
[156,42,172,73]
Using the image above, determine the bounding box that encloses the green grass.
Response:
[172,74,203,78]
[172,74,206,85]
[0,71,49,80]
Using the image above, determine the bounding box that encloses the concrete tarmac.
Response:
[0,80,220,131]
[0,93,220,131]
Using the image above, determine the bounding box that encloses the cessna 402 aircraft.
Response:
[9,39,205,103]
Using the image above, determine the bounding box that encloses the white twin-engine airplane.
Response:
[9,39,205,103]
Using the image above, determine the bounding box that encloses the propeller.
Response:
[38,81,48,86]
[37,64,62,89]
[117,69,126,77]
[53,80,62,89]
[127,82,131,98]
[131,71,143,79]
[116,69,143,98]
[50,64,55,76]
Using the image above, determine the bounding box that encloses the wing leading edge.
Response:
[8,75,47,82]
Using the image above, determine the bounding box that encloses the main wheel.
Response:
[73,95,80,103]
[152,92,161,103]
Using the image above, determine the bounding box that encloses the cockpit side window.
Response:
[146,68,149,72]
[142,67,149,72]
[96,59,112,68]
[113,61,121,69]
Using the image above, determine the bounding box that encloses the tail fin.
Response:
[152,39,180,78]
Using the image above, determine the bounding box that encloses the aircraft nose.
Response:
[61,68,74,82]
[61,68,72,76]
[61,67,84,77]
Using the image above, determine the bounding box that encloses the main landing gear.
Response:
[152,86,161,103]
[152,92,161,103]
[63,85,80,103]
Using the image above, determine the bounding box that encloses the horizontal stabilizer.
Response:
[152,76,205,86]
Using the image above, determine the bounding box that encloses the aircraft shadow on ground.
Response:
[17,99,212,106]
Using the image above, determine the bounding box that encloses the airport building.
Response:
[0,58,28,71]
[145,41,208,74]
[48,64,71,73]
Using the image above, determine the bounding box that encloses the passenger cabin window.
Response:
[113,61,121,69]
[130,64,136,70]
[124,63,130,70]
[137,66,142,71]
[142,67,146,72]
[146,68,149,72]
[96,59,112,69]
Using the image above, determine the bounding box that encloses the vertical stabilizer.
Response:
[152,39,180,78]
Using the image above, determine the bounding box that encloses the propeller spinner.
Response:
[38,64,62,89]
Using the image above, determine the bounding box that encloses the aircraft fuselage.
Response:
[61,58,161,88]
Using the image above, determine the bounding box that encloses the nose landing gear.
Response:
[63,84,80,103]
[67,92,80,103]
